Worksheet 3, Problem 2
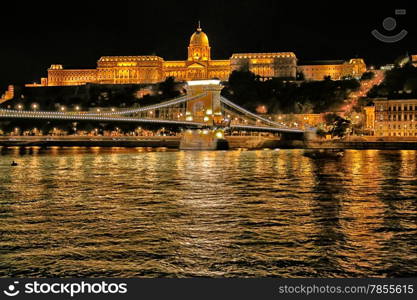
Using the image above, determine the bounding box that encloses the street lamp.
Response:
[31,103,38,110]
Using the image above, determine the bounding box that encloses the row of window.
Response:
[232,53,295,59]
[385,114,417,121]
[99,56,161,62]
[388,124,417,129]
[388,132,417,136]
[302,67,342,71]
[51,76,95,82]
[376,131,417,137]
[381,105,417,111]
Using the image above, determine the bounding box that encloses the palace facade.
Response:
[297,59,366,81]
[27,24,297,87]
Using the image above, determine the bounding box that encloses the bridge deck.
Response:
[0,90,306,133]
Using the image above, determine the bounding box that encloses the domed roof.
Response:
[189,23,209,47]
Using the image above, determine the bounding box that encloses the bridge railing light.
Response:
[187,79,220,86]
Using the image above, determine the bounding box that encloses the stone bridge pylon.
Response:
[184,79,223,126]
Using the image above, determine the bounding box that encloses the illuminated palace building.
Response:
[297,59,367,81]
[28,24,297,87]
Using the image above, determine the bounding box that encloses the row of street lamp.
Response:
[15,104,119,113]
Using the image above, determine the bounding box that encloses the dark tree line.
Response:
[367,63,417,99]
[0,77,184,111]
[221,71,360,114]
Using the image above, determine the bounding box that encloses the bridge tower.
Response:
[184,80,223,126]
[180,79,228,150]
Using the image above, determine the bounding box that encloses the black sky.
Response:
[0,0,416,89]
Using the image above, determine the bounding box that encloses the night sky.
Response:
[0,0,416,90]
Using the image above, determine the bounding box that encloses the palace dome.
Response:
[189,25,209,47]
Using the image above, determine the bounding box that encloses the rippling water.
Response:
[0,147,416,278]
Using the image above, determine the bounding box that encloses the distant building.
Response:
[412,55,417,67]
[373,99,417,137]
[380,64,395,71]
[0,85,14,103]
[297,58,366,81]
[135,87,154,99]
[26,23,297,87]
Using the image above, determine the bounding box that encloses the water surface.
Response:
[0,147,416,277]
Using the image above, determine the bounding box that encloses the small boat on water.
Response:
[303,149,344,159]
[11,161,18,166]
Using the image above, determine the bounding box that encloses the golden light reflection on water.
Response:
[0,148,416,277]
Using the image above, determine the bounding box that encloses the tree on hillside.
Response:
[360,71,375,81]
[324,113,351,138]
[158,76,181,99]
[222,70,360,114]
[221,70,262,112]
[296,71,305,81]
[367,63,417,98]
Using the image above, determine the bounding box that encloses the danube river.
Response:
[0,147,416,277]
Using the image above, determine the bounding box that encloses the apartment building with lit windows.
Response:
[374,99,417,137]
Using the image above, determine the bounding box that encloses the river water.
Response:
[0,147,416,277]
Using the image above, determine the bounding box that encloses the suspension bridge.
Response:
[0,80,308,149]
